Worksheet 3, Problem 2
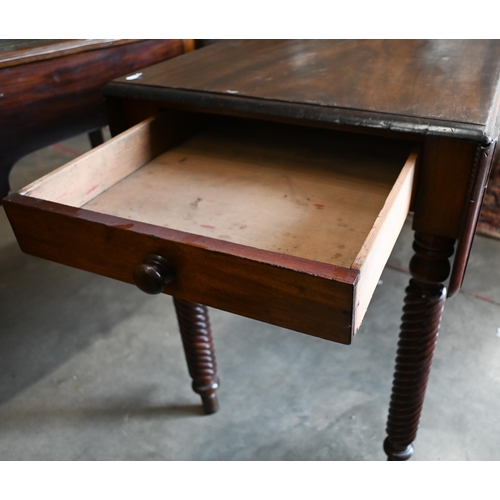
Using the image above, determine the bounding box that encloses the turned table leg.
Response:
[384,232,455,460]
[173,297,220,415]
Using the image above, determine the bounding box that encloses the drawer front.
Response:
[5,195,356,344]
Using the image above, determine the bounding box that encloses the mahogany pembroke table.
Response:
[4,40,500,460]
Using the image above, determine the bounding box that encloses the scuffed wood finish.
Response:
[106,40,500,143]
[0,39,190,200]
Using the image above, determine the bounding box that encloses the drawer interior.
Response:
[22,114,415,269]
[13,112,417,341]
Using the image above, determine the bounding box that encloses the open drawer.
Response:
[4,112,417,345]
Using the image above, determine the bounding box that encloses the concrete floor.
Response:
[1,133,500,461]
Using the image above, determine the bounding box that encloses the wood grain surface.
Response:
[106,40,500,143]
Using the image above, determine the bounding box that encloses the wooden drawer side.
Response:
[19,110,199,208]
[352,147,418,333]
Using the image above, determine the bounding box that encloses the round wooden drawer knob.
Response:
[133,254,175,295]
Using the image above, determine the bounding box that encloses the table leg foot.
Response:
[384,232,454,460]
[174,297,220,415]
[201,393,220,415]
[383,438,414,461]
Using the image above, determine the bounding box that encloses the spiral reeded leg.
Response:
[384,280,446,460]
[384,232,455,461]
[174,298,220,415]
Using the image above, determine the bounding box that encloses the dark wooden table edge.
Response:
[102,82,493,145]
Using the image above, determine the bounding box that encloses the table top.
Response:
[106,40,500,144]
[0,39,140,69]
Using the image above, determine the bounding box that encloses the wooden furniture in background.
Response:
[0,39,194,200]
[4,40,500,460]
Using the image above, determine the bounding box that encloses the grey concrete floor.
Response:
[1,133,500,461]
